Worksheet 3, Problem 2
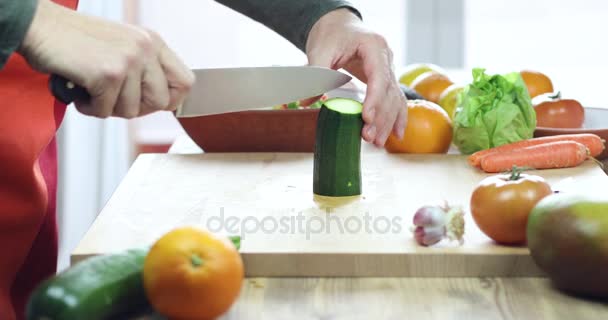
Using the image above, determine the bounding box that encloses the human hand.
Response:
[18,0,194,119]
[305,8,407,147]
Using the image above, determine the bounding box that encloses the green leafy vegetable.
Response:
[453,68,536,154]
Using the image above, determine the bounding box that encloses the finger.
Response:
[113,69,143,119]
[359,70,387,143]
[140,61,170,114]
[375,86,406,146]
[371,87,394,146]
[392,100,408,139]
[356,39,399,145]
[158,46,195,111]
[76,70,125,118]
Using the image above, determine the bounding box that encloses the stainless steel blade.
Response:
[175,66,352,117]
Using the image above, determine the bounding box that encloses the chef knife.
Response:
[48,66,353,117]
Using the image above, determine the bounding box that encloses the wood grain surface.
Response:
[126,277,608,320]
[72,150,608,277]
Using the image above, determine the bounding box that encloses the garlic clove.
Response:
[414,225,446,246]
[413,206,448,227]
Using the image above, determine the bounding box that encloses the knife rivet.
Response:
[67,81,75,89]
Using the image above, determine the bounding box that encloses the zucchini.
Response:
[25,248,150,320]
[313,98,363,197]
[25,236,241,320]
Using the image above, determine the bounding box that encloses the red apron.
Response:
[0,1,78,319]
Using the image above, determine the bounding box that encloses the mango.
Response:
[527,193,608,299]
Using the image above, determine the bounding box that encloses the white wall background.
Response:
[463,0,608,107]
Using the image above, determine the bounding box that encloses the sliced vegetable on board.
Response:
[453,68,536,155]
[527,193,608,299]
[470,168,553,245]
[313,97,363,197]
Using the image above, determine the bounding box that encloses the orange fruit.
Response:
[385,100,453,154]
[410,71,454,103]
[438,84,464,120]
[520,70,554,98]
[143,227,244,320]
[398,63,444,87]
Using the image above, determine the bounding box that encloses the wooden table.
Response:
[135,135,608,319]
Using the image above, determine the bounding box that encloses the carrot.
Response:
[468,133,605,168]
[479,141,588,173]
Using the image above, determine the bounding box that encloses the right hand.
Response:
[18,0,194,119]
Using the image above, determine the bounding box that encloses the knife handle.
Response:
[49,74,91,105]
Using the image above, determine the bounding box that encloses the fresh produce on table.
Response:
[25,232,241,320]
[527,193,608,299]
[411,202,465,246]
[398,63,445,87]
[520,69,554,98]
[479,140,589,173]
[313,98,363,197]
[385,100,453,154]
[453,68,536,155]
[272,94,329,110]
[410,71,454,104]
[467,133,605,171]
[143,227,244,320]
[470,168,553,245]
[26,248,150,320]
[533,92,585,128]
[438,83,464,120]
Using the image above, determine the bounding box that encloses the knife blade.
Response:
[48,66,352,117]
[177,66,352,117]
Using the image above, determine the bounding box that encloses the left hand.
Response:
[305,8,407,147]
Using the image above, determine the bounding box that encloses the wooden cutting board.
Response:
[71,150,608,277]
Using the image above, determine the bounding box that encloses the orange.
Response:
[438,84,464,120]
[398,63,444,87]
[410,71,454,103]
[143,227,244,320]
[520,70,554,98]
[385,100,453,154]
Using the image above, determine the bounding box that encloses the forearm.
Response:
[214,0,361,52]
[0,0,38,69]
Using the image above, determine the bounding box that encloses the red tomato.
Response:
[533,92,585,128]
[470,169,553,245]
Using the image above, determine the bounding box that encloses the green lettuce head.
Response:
[453,68,536,154]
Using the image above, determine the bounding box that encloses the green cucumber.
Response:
[26,236,241,320]
[26,248,150,320]
[313,98,363,197]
